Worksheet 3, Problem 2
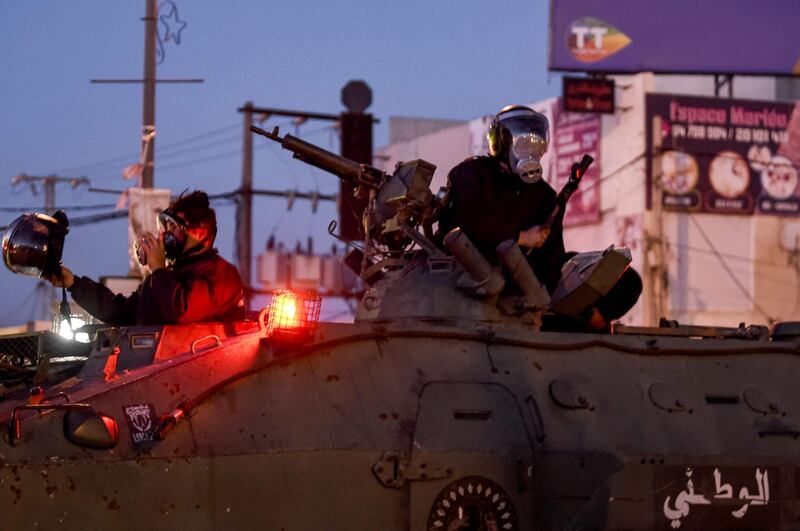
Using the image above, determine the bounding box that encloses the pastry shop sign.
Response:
[562,76,615,114]
[645,93,800,216]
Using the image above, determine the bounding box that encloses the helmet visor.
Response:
[498,110,550,183]
[500,112,550,157]
[157,211,188,241]
[157,210,186,233]
[157,210,189,260]
[510,132,548,160]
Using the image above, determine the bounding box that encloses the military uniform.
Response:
[69,249,244,326]
[437,155,566,294]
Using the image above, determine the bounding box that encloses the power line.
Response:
[68,210,128,226]
[0,203,119,212]
[155,126,288,173]
[688,213,774,323]
[155,122,240,151]
[44,122,240,176]
[23,118,333,194]
[156,133,241,161]
[669,239,791,269]
[156,147,242,172]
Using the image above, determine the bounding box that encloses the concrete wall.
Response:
[388,117,467,144]
[375,119,472,194]
[654,75,776,100]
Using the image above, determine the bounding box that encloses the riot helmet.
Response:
[158,191,216,261]
[487,105,549,183]
[2,211,69,278]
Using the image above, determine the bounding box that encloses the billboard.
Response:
[549,0,800,76]
[645,93,800,215]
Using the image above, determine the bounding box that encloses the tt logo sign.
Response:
[567,17,631,63]
[571,25,608,50]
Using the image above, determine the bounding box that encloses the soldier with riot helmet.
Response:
[438,105,565,293]
[438,105,640,331]
[47,190,245,326]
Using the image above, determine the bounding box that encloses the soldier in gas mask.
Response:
[438,105,565,294]
[47,190,244,325]
[438,105,641,332]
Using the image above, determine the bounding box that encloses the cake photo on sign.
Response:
[747,144,772,172]
[761,155,798,199]
[660,150,699,195]
[709,151,750,198]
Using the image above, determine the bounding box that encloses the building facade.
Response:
[376,74,800,327]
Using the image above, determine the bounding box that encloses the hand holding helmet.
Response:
[46,264,75,289]
[2,211,70,278]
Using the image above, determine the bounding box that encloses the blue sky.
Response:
[0,1,562,325]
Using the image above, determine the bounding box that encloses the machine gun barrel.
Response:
[250,125,370,185]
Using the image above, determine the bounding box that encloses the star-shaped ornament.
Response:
[159,1,187,45]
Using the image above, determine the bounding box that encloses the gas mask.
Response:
[157,209,188,260]
[489,106,550,184]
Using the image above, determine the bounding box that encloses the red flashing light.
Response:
[262,289,322,341]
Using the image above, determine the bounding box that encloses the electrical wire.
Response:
[0,203,119,212]
[688,214,774,323]
[156,148,242,172]
[156,133,241,161]
[156,119,294,173]
[576,152,646,196]
[44,122,241,176]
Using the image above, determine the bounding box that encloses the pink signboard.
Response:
[547,103,601,226]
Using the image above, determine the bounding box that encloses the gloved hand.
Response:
[46,264,75,289]
[518,224,550,249]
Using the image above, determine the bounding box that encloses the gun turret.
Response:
[250,125,384,198]
[251,125,442,253]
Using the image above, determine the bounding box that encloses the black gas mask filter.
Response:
[157,209,189,261]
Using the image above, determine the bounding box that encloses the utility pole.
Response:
[10,174,90,213]
[91,0,203,189]
[236,103,341,307]
[238,102,254,299]
[645,116,668,325]
[10,174,90,322]
[235,84,378,299]
[141,0,157,188]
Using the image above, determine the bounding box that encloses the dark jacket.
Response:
[69,249,245,326]
[437,156,566,293]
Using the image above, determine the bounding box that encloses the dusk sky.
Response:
[0,1,563,325]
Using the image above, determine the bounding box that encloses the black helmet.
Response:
[487,105,550,183]
[2,211,69,278]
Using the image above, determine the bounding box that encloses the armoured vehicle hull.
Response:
[1,315,799,530]
[3,126,798,530]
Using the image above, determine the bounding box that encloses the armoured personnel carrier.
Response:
[1,129,798,530]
